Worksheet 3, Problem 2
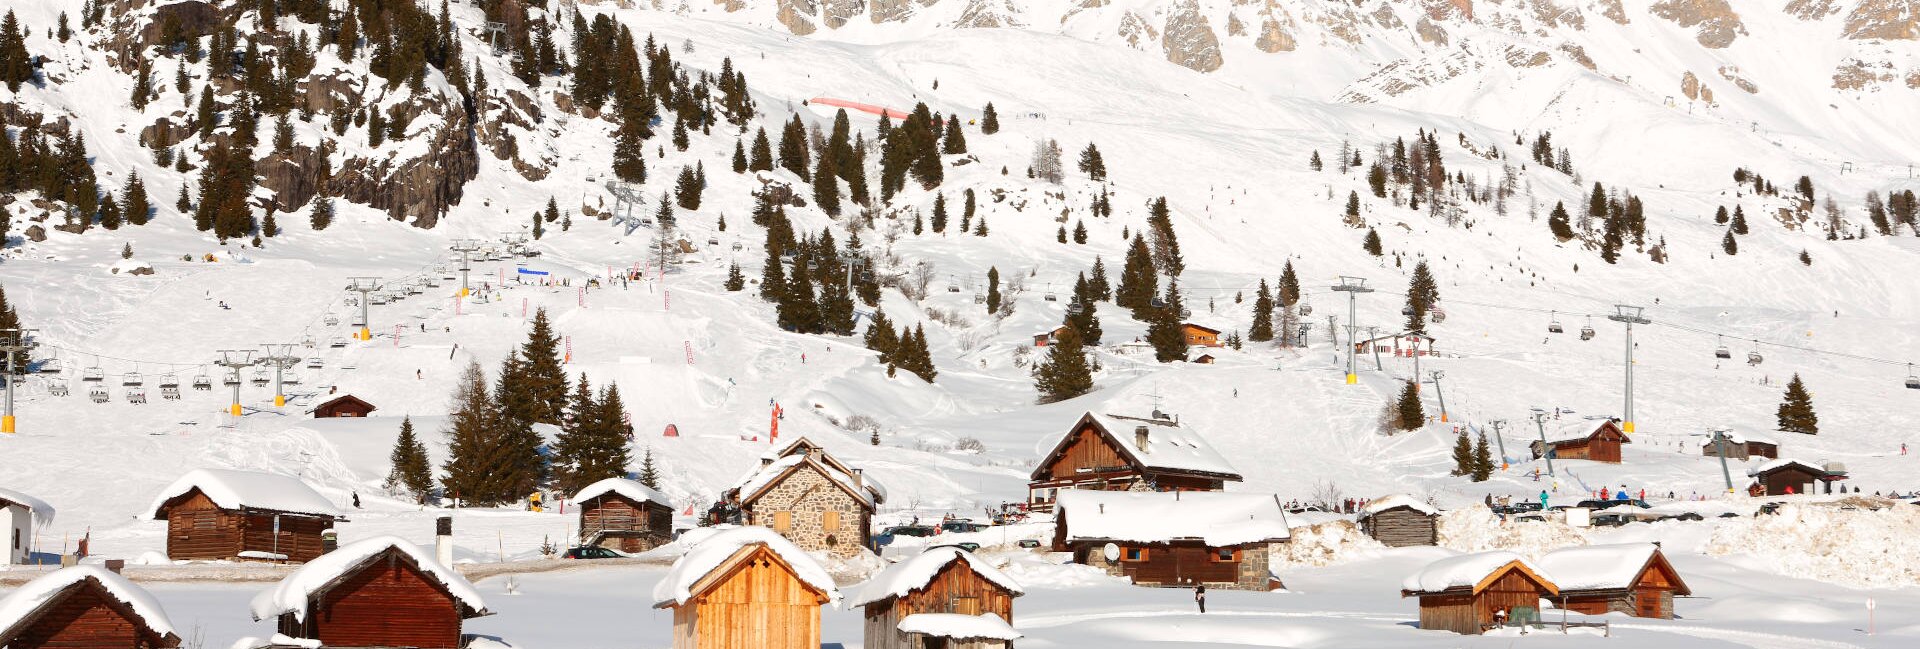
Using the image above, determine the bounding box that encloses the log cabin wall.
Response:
[238,513,330,563]
[862,560,1016,649]
[164,492,242,561]
[310,555,464,649]
[5,583,169,649]
[1362,508,1437,547]
[581,496,673,552]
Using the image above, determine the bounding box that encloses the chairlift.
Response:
[122,372,144,387]
[1298,302,1313,317]
[731,243,744,252]
[81,365,105,382]
[708,237,719,246]
[126,387,147,404]
[250,367,271,385]
[48,377,69,397]
[1747,349,1764,366]
[329,337,348,348]
[973,293,984,305]
[282,370,301,385]
[36,356,62,374]
[1180,308,1193,319]
[159,374,179,389]
[1579,317,1596,341]
[1067,302,1085,316]
[947,285,960,293]
[325,314,341,326]
[407,284,424,295]
[89,387,110,403]
[1548,311,1564,334]
[1402,306,1415,317]
[1045,293,1058,302]
[1906,364,1920,390]
[302,335,317,348]
[1714,335,1731,359]
[1431,307,1447,324]
[193,374,213,391]
[307,357,324,369]
[1150,297,1167,309]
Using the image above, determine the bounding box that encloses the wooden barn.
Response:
[1746,458,1846,496]
[1538,543,1690,619]
[1053,490,1288,591]
[574,478,676,553]
[1027,412,1242,513]
[1357,495,1439,547]
[147,469,342,563]
[1180,323,1222,348]
[1,486,54,565]
[719,438,884,557]
[0,566,180,649]
[1402,551,1558,635]
[1698,431,1779,461]
[1530,419,1631,463]
[652,527,839,649]
[251,537,490,649]
[312,394,376,418]
[852,547,1024,649]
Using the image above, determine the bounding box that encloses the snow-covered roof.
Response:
[574,477,673,508]
[897,613,1022,641]
[1035,412,1242,480]
[1055,490,1290,546]
[1356,494,1439,520]
[1539,419,1624,445]
[0,486,55,527]
[148,469,340,519]
[1402,551,1557,595]
[1747,458,1830,477]
[1536,543,1687,594]
[250,536,488,622]
[759,438,887,503]
[848,547,1024,607]
[651,526,839,608]
[1697,431,1777,447]
[0,567,177,642]
[731,454,877,510]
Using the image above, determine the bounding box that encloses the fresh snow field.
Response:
[3,1,1920,647]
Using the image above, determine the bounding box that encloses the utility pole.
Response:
[1429,370,1449,423]
[1709,428,1735,493]
[260,343,298,407]
[1331,276,1373,385]
[349,277,383,341]
[215,350,257,417]
[451,239,481,298]
[1490,419,1509,467]
[1532,408,1554,476]
[1607,305,1652,433]
[0,328,34,434]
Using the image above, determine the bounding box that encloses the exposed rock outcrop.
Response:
[777,0,820,35]
[1844,0,1920,40]
[955,0,1022,29]
[1162,0,1224,73]
[1650,0,1746,48]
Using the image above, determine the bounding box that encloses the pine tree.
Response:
[1078,143,1106,181]
[749,127,773,172]
[1776,374,1818,434]
[551,375,616,493]
[310,197,334,230]
[676,166,704,211]
[1065,273,1103,345]
[1405,260,1438,333]
[638,447,661,489]
[612,112,649,183]
[1548,201,1574,240]
[671,115,689,151]
[1247,279,1274,342]
[985,266,1001,314]
[131,58,152,110]
[733,140,748,173]
[121,242,133,259]
[176,184,191,213]
[1146,281,1187,362]
[1145,197,1183,276]
[1034,327,1095,403]
[1395,379,1424,432]
[1731,205,1749,235]
[724,262,746,291]
[1309,150,1322,171]
[1715,205,1731,224]
[386,416,435,503]
[778,114,810,179]
[1721,230,1738,256]
[1363,228,1383,256]
[972,216,987,236]
[980,102,999,134]
[1346,191,1361,220]
[1072,219,1087,244]
[260,208,278,238]
[930,193,948,233]
[942,117,967,154]
[0,11,33,92]
[1471,431,1494,481]
[1116,235,1157,314]
[516,308,570,423]
[1089,256,1112,302]
[124,172,150,226]
[1451,430,1473,476]
[440,362,509,505]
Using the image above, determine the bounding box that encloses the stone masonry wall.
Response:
[747,464,869,558]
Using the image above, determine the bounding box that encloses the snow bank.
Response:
[228,634,322,649]
[1271,519,1385,567]
[1436,505,1586,555]
[1357,494,1438,519]
[849,547,1023,607]
[573,477,673,508]
[0,486,55,527]
[250,536,487,622]
[1746,458,1828,477]
[0,567,174,638]
[1056,490,1292,546]
[1402,551,1553,593]
[651,526,840,607]
[147,468,340,519]
[1706,502,1920,588]
[897,613,1022,641]
[1536,543,1661,591]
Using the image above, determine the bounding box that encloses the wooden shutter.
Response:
[773,511,791,532]
[952,596,981,616]
[822,510,841,531]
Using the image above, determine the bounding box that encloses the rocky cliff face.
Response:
[1162,0,1224,73]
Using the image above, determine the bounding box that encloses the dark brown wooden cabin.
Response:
[576,479,675,552]
[1746,460,1842,496]
[1027,412,1242,512]
[0,569,180,649]
[1545,547,1690,619]
[150,474,340,563]
[1357,499,1438,547]
[268,545,488,649]
[856,549,1022,649]
[1531,420,1630,463]
[657,542,832,649]
[1403,558,1558,635]
[1051,490,1286,591]
[1700,436,1778,461]
[312,395,376,418]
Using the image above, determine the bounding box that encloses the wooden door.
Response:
[1635,588,1664,618]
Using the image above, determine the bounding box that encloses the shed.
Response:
[313,395,376,418]
[1356,495,1438,547]
[0,487,54,565]
[1537,543,1690,619]
[251,537,489,649]
[851,547,1024,649]
[1529,419,1630,463]
[1188,351,1216,364]
[1179,323,1222,348]
[652,527,839,649]
[723,439,883,557]
[1032,326,1069,348]
[147,469,342,563]
[0,566,180,649]
[575,478,675,552]
[1698,431,1778,461]
[1053,490,1288,591]
[1746,458,1843,496]
[1027,412,1242,512]
[1401,551,1558,635]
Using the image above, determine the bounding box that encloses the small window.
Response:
[1211,548,1239,563]
[1123,547,1148,562]
[772,511,791,533]
[822,510,841,531]
[952,595,982,615]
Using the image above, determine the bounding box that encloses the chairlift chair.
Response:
[89,387,110,403]
[731,243,744,252]
[250,367,271,385]
[1299,302,1313,317]
[1402,306,1415,317]
[37,357,62,374]
[329,337,348,348]
[972,294,984,305]
[122,372,144,387]
[1548,311,1564,334]
[302,335,317,348]
[223,371,241,387]
[282,370,301,385]
[159,374,179,389]
[947,284,960,293]
[48,378,69,397]
[1431,307,1447,324]
[1747,350,1764,366]
[1045,293,1058,302]
[324,314,341,326]
[1180,308,1193,319]
[126,387,147,404]
[708,237,719,246]
[1579,317,1596,341]
[193,374,213,390]
[1067,302,1085,316]
[307,357,324,369]
[81,365,105,382]
[1714,335,1732,359]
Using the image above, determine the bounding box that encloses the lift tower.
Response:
[349,277,383,340]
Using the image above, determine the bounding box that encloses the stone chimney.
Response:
[435,516,453,567]
[852,468,865,493]
[1135,426,1150,452]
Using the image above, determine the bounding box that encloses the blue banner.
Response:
[517,268,551,276]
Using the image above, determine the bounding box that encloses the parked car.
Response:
[885,525,939,538]
[561,546,625,560]
[940,521,989,534]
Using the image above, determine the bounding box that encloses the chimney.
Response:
[852,468,865,492]
[1135,426,1150,452]
[104,559,125,575]
[435,516,454,567]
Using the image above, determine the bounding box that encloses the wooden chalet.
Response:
[1180,323,1222,348]
[1698,431,1779,461]
[1,487,53,565]
[312,394,376,418]
[147,469,342,563]
[1538,544,1690,619]
[851,547,1024,649]
[1053,490,1288,591]
[1027,412,1242,513]
[1746,458,1847,496]
[0,566,180,649]
[1357,495,1438,547]
[1529,419,1630,464]
[251,537,490,649]
[1353,332,1436,358]
[1032,326,1069,347]
[653,527,839,649]
[1401,552,1558,635]
[575,478,676,552]
[720,438,884,557]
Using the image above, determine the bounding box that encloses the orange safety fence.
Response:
[809,97,911,119]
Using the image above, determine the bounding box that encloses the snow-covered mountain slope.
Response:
[0,0,1917,595]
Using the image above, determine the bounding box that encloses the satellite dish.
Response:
[1102,543,1120,562]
